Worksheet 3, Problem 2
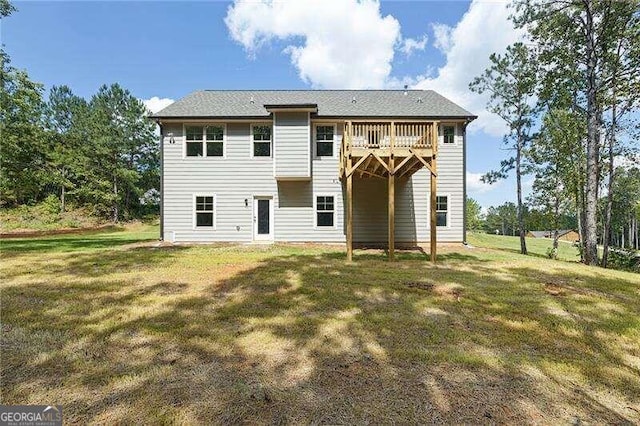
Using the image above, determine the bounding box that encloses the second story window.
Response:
[186,125,224,157]
[443,125,455,144]
[316,125,335,157]
[252,125,272,157]
[205,125,224,156]
[186,126,204,157]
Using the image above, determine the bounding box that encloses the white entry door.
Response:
[253,196,273,241]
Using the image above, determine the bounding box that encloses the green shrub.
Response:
[607,248,640,272]
[41,194,61,215]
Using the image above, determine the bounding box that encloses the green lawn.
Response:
[468,232,581,262]
[1,226,639,424]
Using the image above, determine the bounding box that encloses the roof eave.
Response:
[151,114,478,121]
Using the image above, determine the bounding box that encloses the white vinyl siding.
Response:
[162,121,463,243]
[273,111,311,179]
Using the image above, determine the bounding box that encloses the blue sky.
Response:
[3,0,526,208]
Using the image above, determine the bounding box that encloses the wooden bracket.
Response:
[347,153,373,178]
[393,154,415,175]
[371,152,390,173]
[409,149,437,176]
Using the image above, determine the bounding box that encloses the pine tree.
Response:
[470,42,539,255]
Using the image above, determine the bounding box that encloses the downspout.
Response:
[158,121,164,241]
[462,120,469,245]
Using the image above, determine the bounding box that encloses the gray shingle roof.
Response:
[151,90,476,119]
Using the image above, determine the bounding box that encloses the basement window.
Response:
[194,195,215,228]
[316,196,335,227]
[443,126,455,144]
[252,124,272,157]
[316,125,335,157]
[436,195,448,227]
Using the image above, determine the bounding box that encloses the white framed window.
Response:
[315,195,335,227]
[193,194,216,229]
[436,195,448,227]
[315,124,336,157]
[184,125,225,157]
[251,124,272,157]
[443,125,455,144]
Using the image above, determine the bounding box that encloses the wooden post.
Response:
[389,122,395,261]
[430,156,437,263]
[347,157,353,262]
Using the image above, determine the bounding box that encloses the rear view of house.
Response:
[152,90,476,260]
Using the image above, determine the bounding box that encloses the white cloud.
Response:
[431,23,452,53]
[224,0,401,89]
[467,171,500,194]
[413,1,523,136]
[400,35,428,56]
[143,97,174,114]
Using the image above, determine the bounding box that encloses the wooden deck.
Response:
[341,121,439,262]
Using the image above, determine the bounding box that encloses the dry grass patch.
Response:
[1,226,639,424]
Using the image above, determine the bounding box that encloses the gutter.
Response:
[157,120,164,241]
[462,118,473,245]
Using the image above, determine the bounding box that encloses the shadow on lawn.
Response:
[0,235,157,257]
[2,246,639,424]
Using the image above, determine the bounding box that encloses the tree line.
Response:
[469,0,640,268]
[0,2,158,222]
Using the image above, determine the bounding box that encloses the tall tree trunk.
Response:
[113,175,119,223]
[516,133,527,255]
[554,190,560,251]
[576,191,585,262]
[583,0,599,265]
[61,185,65,213]
[60,167,66,213]
[602,113,615,266]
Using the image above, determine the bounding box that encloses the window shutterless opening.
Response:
[315,125,335,157]
[185,125,224,157]
[436,195,448,227]
[316,195,335,227]
[194,195,215,228]
[252,125,272,157]
[443,126,455,144]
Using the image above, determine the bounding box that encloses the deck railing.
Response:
[345,121,437,152]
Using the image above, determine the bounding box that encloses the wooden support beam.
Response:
[398,158,420,178]
[393,154,415,176]
[430,156,437,263]
[359,155,374,178]
[370,157,382,175]
[347,157,353,262]
[388,154,395,261]
[346,153,372,178]
[371,152,390,174]
[409,148,437,176]
[359,169,386,179]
